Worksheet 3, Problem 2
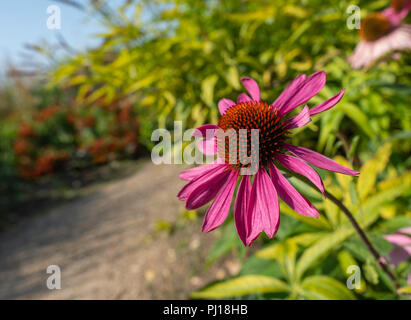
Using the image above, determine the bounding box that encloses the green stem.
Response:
[325,190,399,290]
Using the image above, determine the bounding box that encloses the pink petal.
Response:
[278,71,326,117]
[284,143,359,176]
[275,153,325,195]
[272,74,306,110]
[192,124,218,155]
[218,98,235,115]
[202,170,239,232]
[192,124,218,138]
[309,90,345,116]
[185,166,231,209]
[384,234,411,247]
[237,93,252,103]
[246,167,280,246]
[177,164,226,201]
[241,77,260,101]
[197,137,217,155]
[383,6,410,27]
[399,227,411,236]
[284,105,311,130]
[179,161,220,181]
[234,175,251,246]
[269,162,319,218]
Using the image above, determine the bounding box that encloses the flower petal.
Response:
[177,164,226,201]
[246,167,280,246]
[269,162,319,218]
[384,234,411,247]
[278,71,326,116]
[202,170,238,232]
[218,98,235,115]
[241,77,260,101]
[192,124,218,138]
[179,161,220,181]
[399,227,411,236]
[192,124,218,155]
[275,153,325,195]
[284,143,359,176]
[272,74,306,110]
[185,166,231,209]
[284,105,311,130]
[197,137,217,155]
[310,90,345,116]
[234,175,251,246]
[237,93,252,103]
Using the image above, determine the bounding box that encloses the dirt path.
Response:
[0,161,235,299]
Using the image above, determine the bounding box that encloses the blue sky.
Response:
[0,0,106,68]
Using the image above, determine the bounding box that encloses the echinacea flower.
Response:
[177,72,359,246]
[348,0,411,69]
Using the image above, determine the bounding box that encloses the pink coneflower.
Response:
[177,72,359,246]
[348,0,411,69]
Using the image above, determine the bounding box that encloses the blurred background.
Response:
[0,0,410,299]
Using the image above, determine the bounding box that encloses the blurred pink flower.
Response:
[383,227,411,288]
[348,1,411,69]
[177,73,359,246]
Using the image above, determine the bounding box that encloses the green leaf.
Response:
[338,102,375,138]
[201,74,219,107]
[357,143,392,200]
[207,222,239,264]
[191,275,289,299]
[398,286,411,294]
[296,227,354,279]
[302,276,356,300]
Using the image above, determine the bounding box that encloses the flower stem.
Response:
[325,190,399,289]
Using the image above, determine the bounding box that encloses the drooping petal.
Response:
[237,93,252,103]
[185,166,231,209]
[177,164,226,201]
[399,227,411,236]
[246,167,280,246]
[179,161,220,181]
[269,162,319,218]
[278,71,326,116]
[218,98,236,115]
[197,137,217,155]
[192,124,218,138]
[192,124,218,155]
[384,234,411,247]
[309,90,345,116]
[202,170,239,232]
[284,105,311,130]
[284,143,359,176]
[275,153,325,195]
[234,175,251,246]
[272,74,306,110]
[241,77,260,101]
[383,6,411,27]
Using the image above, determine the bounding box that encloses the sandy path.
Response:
[0,161,233,299]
